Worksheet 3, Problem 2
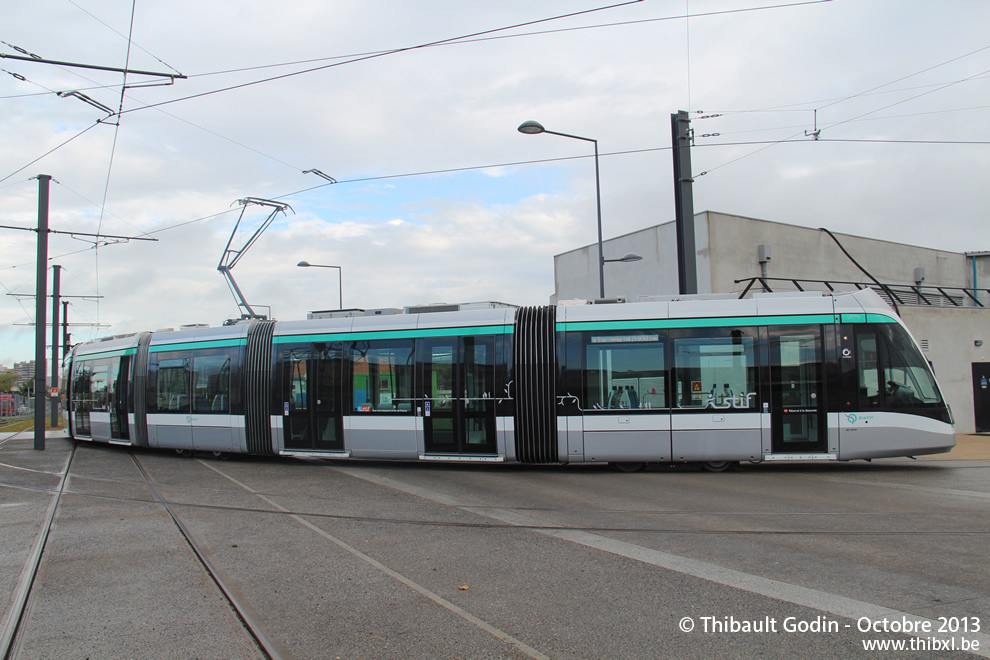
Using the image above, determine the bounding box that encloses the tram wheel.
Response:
[212,451,230,460]
[175,449,194,458]
[701,460,736,473]
[610,462,647,473]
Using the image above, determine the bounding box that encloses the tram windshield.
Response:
[855,324,943,410]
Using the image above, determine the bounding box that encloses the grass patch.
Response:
[0,418,63,433]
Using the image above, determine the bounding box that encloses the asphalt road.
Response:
[2,432,989,659]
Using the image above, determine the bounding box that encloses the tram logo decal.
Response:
[846,413,874,425]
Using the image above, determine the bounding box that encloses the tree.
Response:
[15,367,36,396]
[0,371,17,392]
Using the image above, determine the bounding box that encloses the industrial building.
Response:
[553,211,989,434]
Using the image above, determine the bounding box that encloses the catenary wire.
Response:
[0,122,101,185]
[699,74,990,117]
[0,2,644,186]
[2,134,986,258]
[0,0,864,199]
[686,42,990,174]
[187,1,831,79]
[816,43,990,112]
[824,66,990,133]
[66,0,183,76]
[91,0,138,351]
[704,47,990,117]
[128,135,990,239]
[113,1,646,117]
[703,104,990,138]
[0,0,830,102]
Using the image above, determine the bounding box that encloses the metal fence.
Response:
[734,277,988,310]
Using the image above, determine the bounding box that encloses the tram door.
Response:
[110,356,130,441]
[769,327,827,453]
[422,336,497,455]
[282,344,344,451]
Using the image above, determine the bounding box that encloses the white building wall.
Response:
[705,212,974,294]
[969,253,990,308]
[900,307,989,434]
[553,216,688,302]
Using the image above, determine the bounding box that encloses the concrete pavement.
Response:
[2,430,988,659]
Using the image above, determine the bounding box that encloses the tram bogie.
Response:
[63,290,955,466]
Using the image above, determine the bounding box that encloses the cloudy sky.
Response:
[2,0,988,367]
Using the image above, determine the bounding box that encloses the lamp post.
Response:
[603,253,643,264]
[518,120,609,299]
[297,261,342,310]
[602,253,643,298]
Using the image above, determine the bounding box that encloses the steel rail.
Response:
[0,439,75,659]
[129,453,288,660]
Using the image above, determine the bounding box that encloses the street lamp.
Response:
[518,120,610,298]
[603,253,643,264]
[297,261,343,310]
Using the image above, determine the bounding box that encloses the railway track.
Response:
[0,435,283,660]
[0,432,74,660]
[128,452,288,660]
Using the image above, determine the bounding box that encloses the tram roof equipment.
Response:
[217,197,294,323]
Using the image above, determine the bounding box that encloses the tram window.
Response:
[72,362,92,409]
[856,333,881,405]
[673,330,757,409]
[192,352,231,414]
[156,357,191,412]
[463,336,495,415]
[287,356,308,411]
[72,362,93,435]
[428,344,454,410]
[90,359,110,411]
[351,340,414,413]
[583,331,665,410]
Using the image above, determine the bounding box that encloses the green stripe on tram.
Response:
[557,313,839,332]
[75,347,138,361]
[150,338,246,353]
[558,312,901,333]
[838,313,897,324]
[274,324,514,344]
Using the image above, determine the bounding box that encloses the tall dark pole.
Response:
[50,265,61,428]
[62,300,70,361]
[592,139,605,299]
[671,111,698,295]
[34,174,51,450]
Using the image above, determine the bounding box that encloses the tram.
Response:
[62,289,954,471]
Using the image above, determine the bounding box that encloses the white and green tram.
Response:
[64,289,954,470]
